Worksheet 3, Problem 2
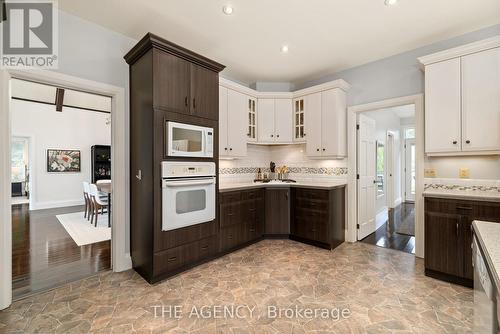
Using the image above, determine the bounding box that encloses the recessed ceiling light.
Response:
[222,5,233,15]
[385,0,398,5]
[281,45,289,53]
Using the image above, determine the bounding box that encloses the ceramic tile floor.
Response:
[0,240,473,333]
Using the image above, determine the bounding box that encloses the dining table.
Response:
[96,179,112,228]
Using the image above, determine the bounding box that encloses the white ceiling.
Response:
[58,0,500,86]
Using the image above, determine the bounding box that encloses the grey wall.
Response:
[57,11,137,253]
[295,24,500,106]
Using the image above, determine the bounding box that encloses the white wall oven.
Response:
[161,161,216,231]
[166,121,214,158]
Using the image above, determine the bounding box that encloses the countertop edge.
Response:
[219,183,347,193]
[472,221,500,292]
[423,191,500,203]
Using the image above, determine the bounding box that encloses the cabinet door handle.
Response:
[271,134,274,138]
[193,98,196,109]
[167,256,177,262]
[466,140,471,144]
[224,147,228,151]
[456,206,472,210]
[185,96,188,107]
[322,148,326,151]
[316,148,320,152]
[452,140,457,145]
[201,245,209,250]
[229,148,233,151]
[456,223,459,237]
[135,170,142,181]
[249,228,255,232]
[277,134,280,138]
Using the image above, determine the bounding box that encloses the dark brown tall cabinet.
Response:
[125,33,225,283]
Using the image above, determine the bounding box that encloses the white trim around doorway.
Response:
[346,94,424,258]
[0,69,131,310]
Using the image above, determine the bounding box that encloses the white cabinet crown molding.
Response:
[417,35,500,67]
[219,77,350,98]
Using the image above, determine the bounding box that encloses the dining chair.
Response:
[82,182,91,219]
[89,184,109,227]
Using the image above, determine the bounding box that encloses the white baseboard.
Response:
[375,207,388,230]
[30,199,85,211]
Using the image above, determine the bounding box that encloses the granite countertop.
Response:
[472,221,500,290]
[219,180,347,192]
[423,189,500,202]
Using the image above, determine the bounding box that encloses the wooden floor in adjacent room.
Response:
[361,202,416,254]
[12,204,111,300]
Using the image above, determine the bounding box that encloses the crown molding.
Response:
[219,77,350,99]
[418,35,500,67]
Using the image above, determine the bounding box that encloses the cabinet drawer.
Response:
[220,191,241,204]
[294,207,327,221]
[425,197,475,215]
[294,197,328,211]
[154,242,198,275]
[295,188,329,201]
[198,236,217,260]
[241,189,263,200]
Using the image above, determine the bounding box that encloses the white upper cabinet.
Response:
[219,87,247,157]
[424,58,462,153]
[419,37,500,155]
[219,78,350,157]
[321,89,347,157]
[274,99,293,143]
[247,97,257,142]
[257,98,293,143]
[219,86,228,154]
[257,99,276,142]
[293,97,306,142]
[461,47,500,152]
[303,89,347,158]
[304,93,322,156]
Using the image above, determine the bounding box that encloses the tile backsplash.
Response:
[219,144,348,183]
[424,178,500,192]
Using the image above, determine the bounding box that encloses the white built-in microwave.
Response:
[166,121,214,158]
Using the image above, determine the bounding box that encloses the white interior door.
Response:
[405,138,416,202]
[357,114,376,240]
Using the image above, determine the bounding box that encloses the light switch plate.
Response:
[459,168,470,179]
[424,169,436,178]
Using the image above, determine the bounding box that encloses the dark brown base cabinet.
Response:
[424,197,500,287]
[219,187,346,253]
[290,187,346,250]
[125,33,225,284]
[220,189,265,252]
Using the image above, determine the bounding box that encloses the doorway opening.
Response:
[356,104,417,254]
[10,78,113,300]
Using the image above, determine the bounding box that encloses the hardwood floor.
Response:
[12,204,110,300]
[361,202,416,254]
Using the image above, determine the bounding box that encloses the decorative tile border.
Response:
[219,166,348,176]
[424,183,500,192]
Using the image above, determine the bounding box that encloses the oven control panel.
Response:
[162,161,216,178]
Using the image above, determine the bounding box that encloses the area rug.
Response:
[56,211,111,246]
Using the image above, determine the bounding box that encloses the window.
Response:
[376,141,385,197]
[404,127,415,139]
[11,138,28,183]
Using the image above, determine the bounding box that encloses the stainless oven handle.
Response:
[163,178,215,187]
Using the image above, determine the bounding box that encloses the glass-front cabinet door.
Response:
[247,97,257,142]
[293,97,305,141]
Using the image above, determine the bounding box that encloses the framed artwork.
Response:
[47,149,81,173]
